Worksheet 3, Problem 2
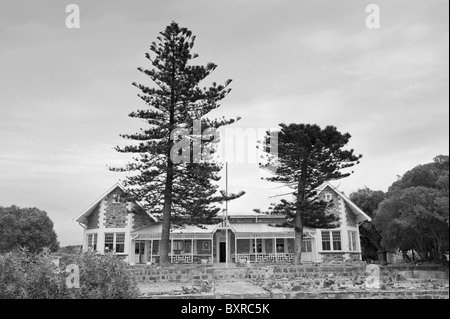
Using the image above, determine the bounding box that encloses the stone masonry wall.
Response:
[130,264,447,283]
[345,203,357,227]
[145,289,449,299]
[133,210,154,230]
[104,191,128,228]
[321,187,342,221]
[86,205,100,230]
[269,290,449,299]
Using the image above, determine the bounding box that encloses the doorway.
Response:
[219,242,226,262]
[135,241,145,264]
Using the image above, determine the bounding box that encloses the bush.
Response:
[0,248,139,299]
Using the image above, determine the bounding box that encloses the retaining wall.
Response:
[141,289,449,299]
[129,264,448,283]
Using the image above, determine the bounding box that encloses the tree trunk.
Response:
[160,57,176,265]
[159,160,174,265]
[293,212,303,265]
[293,159,308,265]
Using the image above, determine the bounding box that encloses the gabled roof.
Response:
[316,181,372,223]
[75,182,158,225]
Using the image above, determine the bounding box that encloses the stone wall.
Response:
[133,210,154,230]
[130,264,447,283]
[319,252,361,263]
[344,203,357,227]
[86,205,100,230]
[320,253,345,263]
[321,187,342,220]
[144,289,449,299]
[272,290,449,299]
[104,192,128,228]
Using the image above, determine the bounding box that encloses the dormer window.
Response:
[324,193,332,202]
[113,193,123,203]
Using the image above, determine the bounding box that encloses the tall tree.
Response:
[349,187,386,261]
[374,155,449,263]
[110,22,242,264]
[259,123,362,264]
[0,205,59,253]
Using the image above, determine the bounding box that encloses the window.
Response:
[321,231,331,251]
[104,233,114,252]
[171,240,184,251]
[301,239,312,253]
[104,233,125,253]
[322,230,342,251]
[332,231,342,251]
[276,239,285,253]
[184,240,192,253]
[112,193,124,203]
[87,233,97,251]
[324,193,332,202]
[152,240,159,255]
[253,239,263,253]
[348,230,357,251]
[202,241,210,251]
[116,233,125,253]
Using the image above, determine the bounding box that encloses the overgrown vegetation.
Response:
[0,206,59,253]
[374,155,449,264]
[0,248,139,299]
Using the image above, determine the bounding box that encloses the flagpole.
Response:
[225,161,228,268]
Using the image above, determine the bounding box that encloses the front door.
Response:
[219,242,226,262]
[301,238,313,262]
[135,241,145,264]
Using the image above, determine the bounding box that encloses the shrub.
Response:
[0,248,139,299]
[0,248,67,299]
[62,251,140,299]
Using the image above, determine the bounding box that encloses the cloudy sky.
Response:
[0,0,448,247]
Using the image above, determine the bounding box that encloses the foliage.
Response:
[0,205,59,253]
[374,155,449,263]
[254,198,338,229]
[57,245,82,255]
[0,249,139,299]
[0,248,67,299]
[349,187,386,261]
[62,251,140,299]
[110,21,243,264]
[257,123,362,264]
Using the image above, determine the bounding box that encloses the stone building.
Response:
[75,182,371,264]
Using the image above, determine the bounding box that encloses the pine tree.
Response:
[259,123,362,264]
[111,22,243,264]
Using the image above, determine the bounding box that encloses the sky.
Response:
[0,0,448,247]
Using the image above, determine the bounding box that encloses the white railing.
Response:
[235,253,293,263]
[170,255,193,264]
[236,254,251,263]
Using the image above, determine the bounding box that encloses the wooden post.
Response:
[191,235,194,264]
[255,237,258,262]
[210,237,213,264]
[150,239,153,264]
[274,238,277,262]
[171,237,173,263]
[234,234,239,264]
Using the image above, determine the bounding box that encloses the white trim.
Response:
[75,182,157,225]
[316,182,372,222]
